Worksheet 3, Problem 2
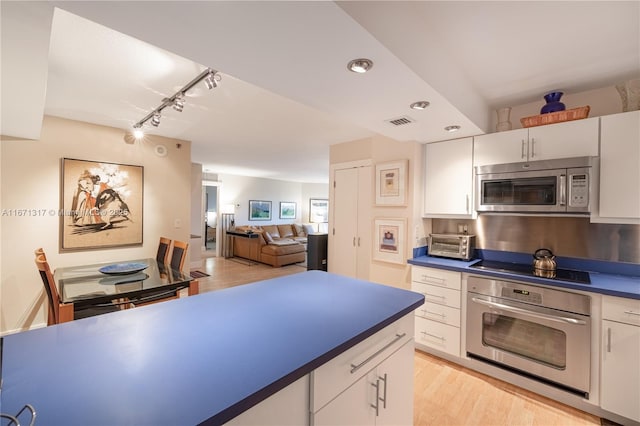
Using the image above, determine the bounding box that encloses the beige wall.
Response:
[0,116,192,334]
[329,134,422,290]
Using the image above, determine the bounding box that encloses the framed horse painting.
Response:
[60,158,143,250]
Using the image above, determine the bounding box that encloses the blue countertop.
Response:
[0,271,424,425]
[409,250,640,300]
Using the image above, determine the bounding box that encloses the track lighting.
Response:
[132,68,221,138]
[172,93,185,112]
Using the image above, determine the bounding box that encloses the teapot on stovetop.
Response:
[533,248,557,272]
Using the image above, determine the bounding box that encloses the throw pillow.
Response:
[303,224,315,235]
[263,231,274,243]
[293,223,305,237]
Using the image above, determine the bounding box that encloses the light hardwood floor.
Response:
[192,256,602,426]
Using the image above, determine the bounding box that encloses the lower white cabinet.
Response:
[310,314,414,426]
[600,296,640,422]
[312,340,414,426]
[411,266,462,357]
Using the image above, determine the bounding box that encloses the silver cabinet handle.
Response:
[530,137,536,158]
[353,237,356,246]
[624,310,640,316]
[465,194,470,213]
[421,330,445,340]
[422,309,445,318]
[371,378,380,416]
[559,174,567,206]
[379,373,388,409]
[423,292,446,301]
[357,237,361,247]
[471,297,587,325]
[420,275,445,285]
[521,140,526,159]
[607,327,612,353]
[350,333,407,374]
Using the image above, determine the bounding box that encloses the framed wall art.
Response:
[375,160,408,206]
[309,198,329,223]
[372,218,406,264]
[279,201,296,219]
[249,200,272,221]
[61,158,143,251]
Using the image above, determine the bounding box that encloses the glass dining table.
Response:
[53,257,199,323]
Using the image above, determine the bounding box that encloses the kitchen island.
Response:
[0,271,424,425]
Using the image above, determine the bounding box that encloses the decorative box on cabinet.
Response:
[600,296,640,422]
[473,117,599,167]
[411,266,462,357]
[593,111,640,224]
[423,137,475,218]
[310,314,414,426]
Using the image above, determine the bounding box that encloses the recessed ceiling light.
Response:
[445,125,461,132]
[410,101,430,110]
[347,58,373,73]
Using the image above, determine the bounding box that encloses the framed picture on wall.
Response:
[61,157,143,251]
[309,198,329,223]
[372,218,406,264]
[279,202,296,219]
[375,160,408,206]
[249,200,272,221]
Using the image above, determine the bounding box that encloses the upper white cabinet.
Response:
[474,117,599,167]
[423,137,475,218]
[593,111,640,224]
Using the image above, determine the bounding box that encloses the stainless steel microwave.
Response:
[428,233,475,261]
[475,157,598,214]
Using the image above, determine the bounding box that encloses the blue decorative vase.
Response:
[540,91,566,114]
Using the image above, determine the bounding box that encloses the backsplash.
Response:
[432,216,640,264]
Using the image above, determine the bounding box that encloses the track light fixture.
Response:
[132,68,221,138]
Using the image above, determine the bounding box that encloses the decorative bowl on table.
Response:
[99,262,149,275]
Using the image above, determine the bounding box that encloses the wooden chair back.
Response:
[170,240,189,271]
[35,254,59,325]
[34,247,47,261]
[157,237,172,264]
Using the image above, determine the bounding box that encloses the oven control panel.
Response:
[501,287,542,305]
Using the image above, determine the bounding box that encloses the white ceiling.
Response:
[2,1,638,183]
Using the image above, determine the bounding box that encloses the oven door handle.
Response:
[470,297,587,325]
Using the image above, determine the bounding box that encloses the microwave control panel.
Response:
[568,172,589,208]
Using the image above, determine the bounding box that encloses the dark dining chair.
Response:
[157,237,172,264]
[35,255,122,325]
[131,240,190,307]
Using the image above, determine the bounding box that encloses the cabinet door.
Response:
[528,117,598,161]
[424,137,474,217]
[597,111,640,222]
[355,166,372,280]
[376,340,415,426]
[601,320,640,422]
[473,128,528,166]
[313,371,376,426]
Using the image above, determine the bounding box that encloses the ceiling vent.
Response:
[385,116,415,126]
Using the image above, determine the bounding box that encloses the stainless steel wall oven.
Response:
[466,275,591,398]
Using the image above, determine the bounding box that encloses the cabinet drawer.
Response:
[310,314,413,413]
[603,296,640,326]
[414,316,460,357]
[411,267,461,290]
[411,282,461,309]
[415,301,460,327]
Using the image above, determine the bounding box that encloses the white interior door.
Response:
[330,167,358,277]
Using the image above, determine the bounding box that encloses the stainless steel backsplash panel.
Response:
[432,216,640,263]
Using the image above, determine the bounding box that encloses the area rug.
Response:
[190,270,210,279]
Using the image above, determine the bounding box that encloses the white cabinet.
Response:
[474,117,599,166]
[593,111,640,224]
[600,296,640,422]
[423,137,475,218]
[312,340,414,426]
[329,165,371,279]
[310,314,414,426]
[224,376,309,425]
[411,266,462,357]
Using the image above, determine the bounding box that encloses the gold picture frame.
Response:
[61,158,143,251]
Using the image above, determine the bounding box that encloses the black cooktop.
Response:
[470,260,591,284]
